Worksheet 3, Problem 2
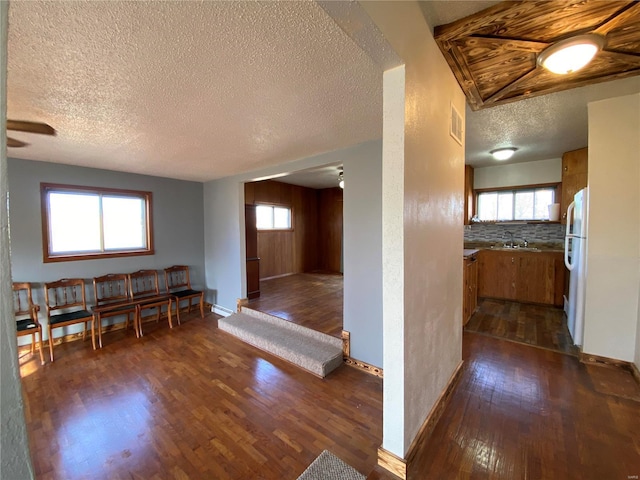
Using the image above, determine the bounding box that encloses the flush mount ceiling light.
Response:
[338,170,344,189]
[537,34,605,75]
[490,147,517,161]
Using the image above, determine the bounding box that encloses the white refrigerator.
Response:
[564,187,588,346]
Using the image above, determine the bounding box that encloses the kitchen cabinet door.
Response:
[561,147,588,224]
[463,255,479,324]
[516,253,555,305]
[478,250,516,300]
[464,165,474,225]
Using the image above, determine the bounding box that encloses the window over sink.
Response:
[476,186,556,222]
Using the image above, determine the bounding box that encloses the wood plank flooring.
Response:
[408,332,640,480]
[248,273,343,338]
[465,298,579,355]
[20,311,381,480]
[19,308,640,480]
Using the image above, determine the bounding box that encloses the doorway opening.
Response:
[244,170,344,338]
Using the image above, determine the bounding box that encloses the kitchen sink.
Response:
[489,246,541,252]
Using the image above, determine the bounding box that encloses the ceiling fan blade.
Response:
[7,119,56,136]
[7,137,28,148]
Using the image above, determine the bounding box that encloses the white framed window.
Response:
[477,186,556,222]
[41,183,154,262]
[256,204,292,230]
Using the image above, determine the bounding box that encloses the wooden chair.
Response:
[164,265,205,323]
[128,270,174,336]
[44,278,94,362]
[13,282,45,365]
[93,273,137,349]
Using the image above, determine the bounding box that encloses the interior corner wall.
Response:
[7,159,205,340]
[584,93,640,362]
[343,140,383,368]
[362,0,465,457]
[0,0,35,476]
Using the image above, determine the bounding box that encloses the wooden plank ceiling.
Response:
[434,0,640,110]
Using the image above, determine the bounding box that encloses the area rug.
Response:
[296,450,365,480]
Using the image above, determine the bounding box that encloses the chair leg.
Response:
[92,317,97,350]
[37,329,45,365]
[136,306,143,337]
[31,333,36,353]
[175,299,181,325]
[48,326,55,362]
[167,301,173,329]
[199,294,204,319]
[82,321,87,341]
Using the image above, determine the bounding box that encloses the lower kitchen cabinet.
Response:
[478,250,565,307]
[463,254,478,324]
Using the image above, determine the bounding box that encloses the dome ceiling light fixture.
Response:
[537,34,605,75]
[490,147,518,161]
[338,169,344,189]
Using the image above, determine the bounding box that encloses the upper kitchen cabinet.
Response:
[561,148,588,224]
[464,165,474,225]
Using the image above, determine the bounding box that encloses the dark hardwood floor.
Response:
[20,311,381,480]
[409,332,640,480]
[248,272,343,338]
[465,298,579,355]
[19,308,640,480]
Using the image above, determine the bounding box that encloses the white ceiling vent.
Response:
[450,103,463,146]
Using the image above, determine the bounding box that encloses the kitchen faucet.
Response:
[504,231,514,248]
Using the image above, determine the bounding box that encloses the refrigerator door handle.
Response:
[564,201,576,270]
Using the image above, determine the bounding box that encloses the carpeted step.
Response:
[217,309,343,378]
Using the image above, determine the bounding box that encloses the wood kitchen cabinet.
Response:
[464,165,474,225]
[561,147,588,224]
[463,253,478,324]
[478,250,517,300]
[478,250,565,306]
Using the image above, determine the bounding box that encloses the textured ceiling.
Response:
[7,1,640,185]
[7,1,385,182]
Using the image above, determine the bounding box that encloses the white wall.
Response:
[473,158,562,189]
[203,140,385,365]
[584,93,640,362]
[8,159,205,340]
[342,142,383,367]
[0,1,35,476]
[362,1,465,457]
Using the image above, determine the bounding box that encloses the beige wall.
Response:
[584,93,640,362]
[0,1,35,477]
[473,157,562,189]
[362,1,465,457]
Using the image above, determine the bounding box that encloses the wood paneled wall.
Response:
[318,187,343,273]
[244,180,342,279]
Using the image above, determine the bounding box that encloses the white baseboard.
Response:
[212,304,233,317]
[563,295,569,315]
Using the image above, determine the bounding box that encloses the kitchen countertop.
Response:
[463,249,479,258]
[464,242,564,253]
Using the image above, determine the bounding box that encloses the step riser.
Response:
[218,310,343,378]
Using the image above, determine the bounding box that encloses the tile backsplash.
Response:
[464,222,564,245]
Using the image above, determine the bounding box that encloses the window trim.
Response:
[40,183,154,263]
[474,182,560,223]
[255,203,294,232]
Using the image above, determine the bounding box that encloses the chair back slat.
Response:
[93,274,130,306]
[12,282,37,318]
[44,278,87,312]
[129,270,161,299]
[165,265,192,292]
